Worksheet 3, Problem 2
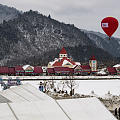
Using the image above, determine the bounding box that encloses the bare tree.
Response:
[65,76,79,96]
[43,80,55,92]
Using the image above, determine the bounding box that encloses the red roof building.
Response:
[89,56,96,60]
[80,65,91,72]
[54,67,71,74]
[8,67,15,75]
[15,66,24,71]
[113,64,120,75]
[0,67,9,74]
[53,57,76,67]
[34,66,43,74]
[48,47,80,68]
[59,47,67,54]
[47,68,55,74]
[74,65,91,74]
[59,47,68,58]
[15,66,24,75]
[107,67,117,75]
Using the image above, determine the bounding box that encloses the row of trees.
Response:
[41,77,79,96]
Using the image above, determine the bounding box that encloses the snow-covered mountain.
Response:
[0,4,119,66]
[0,4,20,23]
[83,30,120,57]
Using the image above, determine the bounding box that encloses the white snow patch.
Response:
[75,62,81,65]
[113,64,120,68]
[62,60,72,66]
[22,65,34,70]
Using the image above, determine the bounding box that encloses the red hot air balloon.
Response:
[101,17,118,38]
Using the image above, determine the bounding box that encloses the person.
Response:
[115,108,118,118]
[118,107,120,118]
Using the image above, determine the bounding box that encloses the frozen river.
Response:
[21,79,120,97]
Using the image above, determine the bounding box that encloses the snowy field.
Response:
[21,79,120,98]
[1,79,120,98]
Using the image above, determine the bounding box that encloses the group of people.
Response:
[115,108,120,119]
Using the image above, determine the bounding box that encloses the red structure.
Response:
[54,67,72,74]
[0,67,9,75]
[8,67,15,75]
[47,68,55,75]
[34,66,43,75]
[15,66,24,75]
[80,65,91,72]
[107,67,117,75]
[59,47,67,54]
[89,56,96,60]
[74,65,91,75]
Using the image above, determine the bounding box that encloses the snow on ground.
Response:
[1,79,120,98]
[21,79,120,98]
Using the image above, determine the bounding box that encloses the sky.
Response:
[0,0,120,38]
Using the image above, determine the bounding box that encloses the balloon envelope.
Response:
[101,17,118,37]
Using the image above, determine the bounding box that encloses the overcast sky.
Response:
[0,0,120,38]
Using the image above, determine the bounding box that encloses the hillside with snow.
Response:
[0,4,20,23]
[0,10,117,66]
[83,30,120,57]
[0,4,119,66]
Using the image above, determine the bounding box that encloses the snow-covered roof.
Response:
[97,68,107,75]
[113,64,120,68]
[0,83,52,103]
[49,57,79,67]
[62,59,72,66]
[0,101,69,120]
[0,84,116,120]
[75,62,81,65]
[49,58,59,66]
[22,65,34,70]
[57,97,116,120]
[97,71,107,75]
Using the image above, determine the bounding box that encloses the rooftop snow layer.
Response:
[0,83,53,103]
[57,97,117,120]
[113,64,120,67]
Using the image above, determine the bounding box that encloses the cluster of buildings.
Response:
[0,47,119,76]
[47,47,97,75]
